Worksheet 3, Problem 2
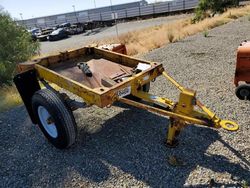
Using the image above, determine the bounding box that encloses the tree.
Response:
[194,0,240,21]
[0,9,40,85]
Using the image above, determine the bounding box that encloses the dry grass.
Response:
[0,83,61,112]
[0,85,22,112]
[96,5,250,56]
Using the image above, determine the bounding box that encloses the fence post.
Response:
[153,4,155,17]
[183,0,185,10]
[125,9,127,18]
[87,11,90,22]
[139,6,141,17]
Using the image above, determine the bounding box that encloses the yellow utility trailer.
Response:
[14,46,239,149]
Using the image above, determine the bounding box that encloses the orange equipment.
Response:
[98,44,127,55]
[234,41,250,100]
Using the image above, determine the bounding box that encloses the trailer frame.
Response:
[14,46,239,148]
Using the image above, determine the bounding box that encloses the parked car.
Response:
[58,22,71,28]
[36,28,53,41]
[47,28,68,41]
[28,28,40,41]
[68,24,85,35]
[58,23,71,34]
[52,25,59,30]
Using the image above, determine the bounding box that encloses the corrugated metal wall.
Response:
[19,0,199,29]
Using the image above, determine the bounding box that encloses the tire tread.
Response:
[32,89,77,148]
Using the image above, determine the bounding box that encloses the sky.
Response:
[0,0,166,20]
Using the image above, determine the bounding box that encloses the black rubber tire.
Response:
[235,84,250,100]
[31,89,77,149]
[126,83,150,102]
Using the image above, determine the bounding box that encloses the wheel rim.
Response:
[38,106,58,138]
[239,88,250,99]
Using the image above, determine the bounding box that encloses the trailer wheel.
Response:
[32,89,77,149]
[235,85,250,100]
[126,83,150,101]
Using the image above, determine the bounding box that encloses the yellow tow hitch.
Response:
[161,70,239,146]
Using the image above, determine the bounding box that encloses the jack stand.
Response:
[166,118,186,148]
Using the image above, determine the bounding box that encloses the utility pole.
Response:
[110,0,118,38]
[19,13,24,25]
[72,5,79,23]
[94,0,97,8]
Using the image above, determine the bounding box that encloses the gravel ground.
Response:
[1,17,250,187]
[40,14,191,55]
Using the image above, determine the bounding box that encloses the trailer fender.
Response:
[13,69,41,124]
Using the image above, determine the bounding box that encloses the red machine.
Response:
[234,41,250,100]
[98,44,127,55]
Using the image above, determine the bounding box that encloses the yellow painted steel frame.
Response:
[21,47,163,108]
[121,70,239,146]
[19,46,239,147]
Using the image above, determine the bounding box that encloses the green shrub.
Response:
[242,180,249,188]
[203,30,209,37]
[194,0,240,22]
[0,10,40,86]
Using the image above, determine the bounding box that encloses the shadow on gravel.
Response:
[0,105,249,187]
[76,103,250,187]
[83,27,108,36]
